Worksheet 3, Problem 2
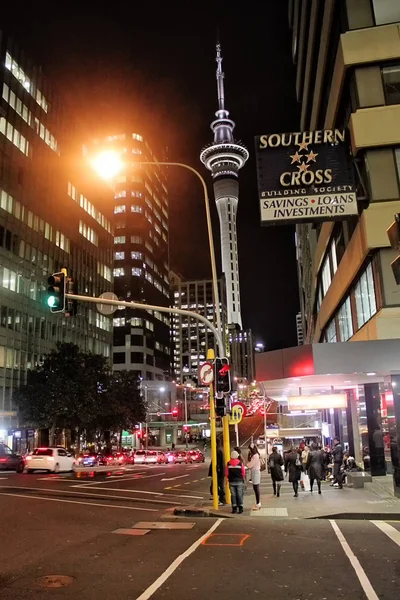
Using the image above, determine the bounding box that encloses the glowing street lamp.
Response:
[91,150,124,180]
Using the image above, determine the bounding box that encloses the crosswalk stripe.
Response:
[371,520,400,548]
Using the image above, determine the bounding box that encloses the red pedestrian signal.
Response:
[172,408,178,417]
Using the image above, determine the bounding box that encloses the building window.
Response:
[132,133,143,141]
[132,267,142,277]
[326,320,337,343]
[113,352,125,364]
[131,318,142,327]
[113,267,125,277]
[131,235,143,244]
[114,205,126,214]
[382,65,400,105]
[372,0,400,25]
[114,251,125,260]
[355,263,377,330]
[113,317,126,327]
[338,297,353,342]
[114,190,126,199]
[114,236,126,244]
[321,255,332,296]
[131,251,143,260]
[131,205,142,213]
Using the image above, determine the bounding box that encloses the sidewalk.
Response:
[194,474,400,520]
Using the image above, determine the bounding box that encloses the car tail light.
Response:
[25,456,32,461]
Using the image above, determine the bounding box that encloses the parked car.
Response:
[26,447,75,473]
[166,451,188,464]
[187,449,205,463]
[0,443,25,473]
[134,450,147,464]
[145,450,166,464]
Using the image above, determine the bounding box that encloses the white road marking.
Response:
[371,520,400,548]
[0,477,8,480]
[0,486,180,506]
[161,475,190,482]
[73,472,164,486]
[0,492,158,511]
[72,485,164,495]
[330,520,379,600]
[135,518,223,600]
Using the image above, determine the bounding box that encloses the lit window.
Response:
[321,255,331,296]
[114,190,126,199]
[132,133,143,141]
[338,297,353,342]
[131,251,143,260]
[113,317,126,327]
[131,205,142,213]
[113,267,125,277]
[114,251,125,260]
[114,205,126,214]
[132,267,142,277]
[131,190,142,198]
[131,317,142,327]
[355,263,377,330]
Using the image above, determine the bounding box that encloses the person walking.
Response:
[300,444,311,491]
[247,443,262,510]
[268,446,284,497]
[226,450,245,514]
[306,442,324,494]
[331,437,344,489]
[285,447,302,497]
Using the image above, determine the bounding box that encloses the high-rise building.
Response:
[296,312,304,346]
[94,134,171,381]
[170,272,227,384]
[290,0,400,345]
[200,44,249,328]
[229,327,255,383]
[0,36,114,444]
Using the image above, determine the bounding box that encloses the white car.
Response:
[134,450,147,464]
[25,447,75,473]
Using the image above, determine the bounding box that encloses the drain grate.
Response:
[251,507,288,517]
[35,575,75,588]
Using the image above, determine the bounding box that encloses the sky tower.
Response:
[200,44,249,328]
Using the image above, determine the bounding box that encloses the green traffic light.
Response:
[47,295,57,308]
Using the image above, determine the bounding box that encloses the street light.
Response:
[91,150,124,180]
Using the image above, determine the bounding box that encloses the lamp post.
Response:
[184,386,189,449]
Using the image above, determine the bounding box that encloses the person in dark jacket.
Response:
[306,442,324,494]
[332,438,344,489]
[208,439,226,504]
[268,446,284,497]
[226,450,246,514]
[285,447,302,497]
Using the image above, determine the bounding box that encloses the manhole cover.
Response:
[35,575,75,588]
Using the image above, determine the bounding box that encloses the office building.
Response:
[170,272,227,384]
[94,134,171,381]
[253,2,400,495]
[229,327,255,383]
[296,312,304,346]
[200,44,248,328]
[0,36,114,446]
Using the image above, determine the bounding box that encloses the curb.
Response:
[310,512,400,521]
[173,507,233,518]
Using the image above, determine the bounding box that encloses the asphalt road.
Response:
[1,463,400,599]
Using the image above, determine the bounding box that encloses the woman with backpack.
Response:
[268,446,284,497]
[285,446,303,497]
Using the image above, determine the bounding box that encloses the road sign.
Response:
[96,292,119,315]
[199,362,214,386]
[231,401,247,418]
[229,404,245,425]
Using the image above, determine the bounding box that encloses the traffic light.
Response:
[214,357,231,394]
[172,408,178,417]
[65,278,78,317]
[215,394,226,417]
[47,269,67,313]
[183,425,189,433]
[387,214,400,284]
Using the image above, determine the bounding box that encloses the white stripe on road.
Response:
[0,492,158,511]
[72,485,164,495]
[73,472,164,487]
[0,486,180,505]
[371,520,400,548]
[330,520,379,600]
[135,518,223,600]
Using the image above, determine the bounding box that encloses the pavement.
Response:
[1,461,400,599]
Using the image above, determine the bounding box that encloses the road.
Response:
[1,462,400,599]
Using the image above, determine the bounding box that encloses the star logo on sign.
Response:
[306,150,318,163]
[297,162,310,173]
[290,151,302,164]
[297,139,309,151]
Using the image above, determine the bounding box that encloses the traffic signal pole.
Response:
[207,349,219,511]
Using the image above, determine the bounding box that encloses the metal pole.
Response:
[66,294,224,358]
[235,423,239,447]
[184,387,188,449]
[207,349,219,510]
[261,382,267,456]
[145,386,148,451]
[222,415,231,504]
[135,161,222,336]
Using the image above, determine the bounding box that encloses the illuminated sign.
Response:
[288,394,347,411]
[255,129,357,225]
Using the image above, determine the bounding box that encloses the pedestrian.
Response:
[226,450,245,514]
[171,442,175,450]
[247,443,262,510]
[208,438,226,505]
[300,444,311,491]
[234,446,244,463]
[268,446,284,497]
[306,442,324,494]
[284,446,302,497]
[331,437,344,489]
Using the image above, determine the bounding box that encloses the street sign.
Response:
[231,401,247,418]
[199,362,214,386]
[96,292,119,315]
[229,404,245,425]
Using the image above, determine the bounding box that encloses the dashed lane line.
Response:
[72,472,165,487]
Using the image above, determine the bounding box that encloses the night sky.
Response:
[1,1,300,350]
